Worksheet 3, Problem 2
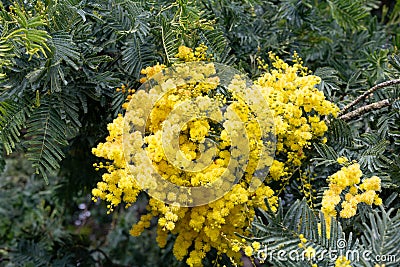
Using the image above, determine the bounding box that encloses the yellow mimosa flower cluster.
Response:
[91,45,340,266]
[321,161,382,238]
[175,44,212,62]
[255,52,339,184]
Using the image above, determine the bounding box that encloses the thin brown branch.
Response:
[339,79,400,116]
[339,99,391,121]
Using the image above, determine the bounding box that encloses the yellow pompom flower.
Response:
[244,246,253,257]
[251,241,261,251]
[360,176,381,191]
[337,156,349,164]
[335,256,352,267]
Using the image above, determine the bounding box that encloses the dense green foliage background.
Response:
[1,0,400,266]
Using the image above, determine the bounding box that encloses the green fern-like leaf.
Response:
[327,0,370,31]
[47,0,87,31]
[25,101,68,184]
[10,239,49,267]
[387,156,400,186]
[159,16,182,64]
[0,99,31,155]
[326,118,353,151]
[313,143,339,167]
[5,3,51,58]
[51,31,80,71]
[356,133,392,173]
[359,205,400,267]
[314,67,343,99]
[199,29,235,64]
[121,36,158,79]
[56,90,82,136]
[389,53,400,75]
[111,89,126,117]
[37,31,82,93]
[0,39,14,80]
[105,0,150,41]
[276,0,311,28]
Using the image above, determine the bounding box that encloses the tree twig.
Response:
[339,79,400,116]
[339,99,391,121]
